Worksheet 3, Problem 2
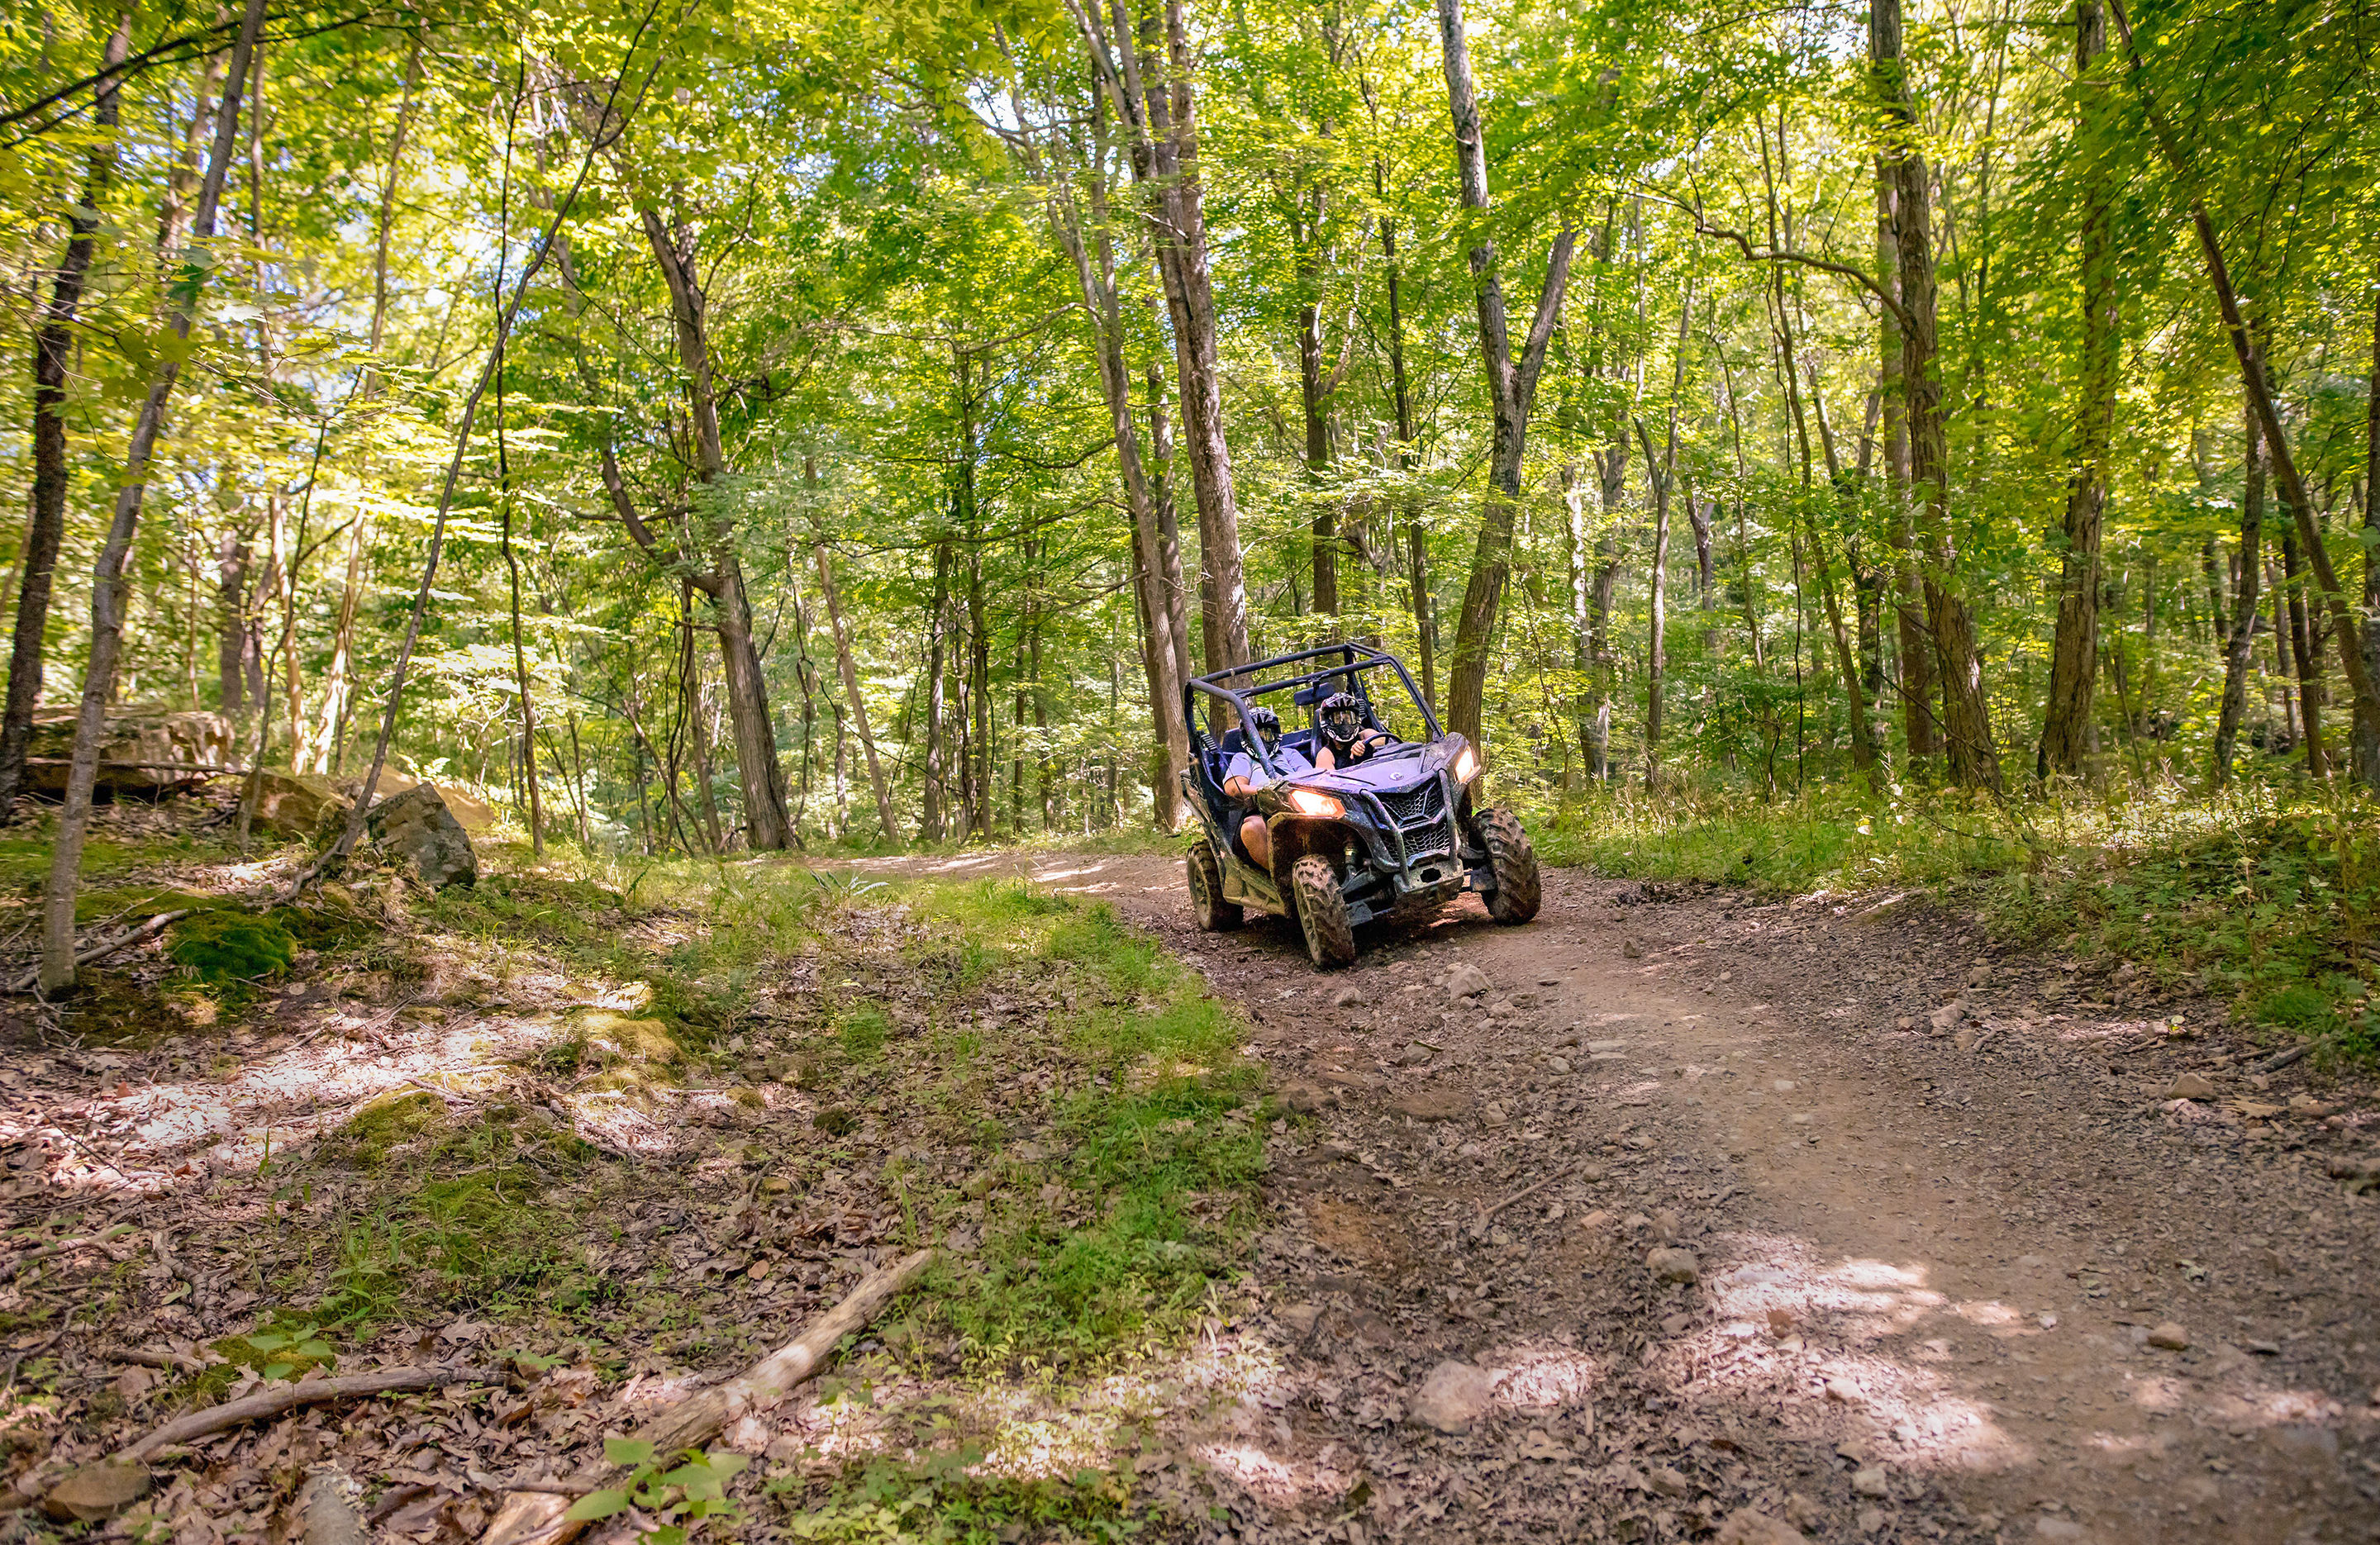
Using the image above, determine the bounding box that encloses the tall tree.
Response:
[42,0,269,993]
[2040,0,2119,782]
[0,7,131,820]
[1434,0,1576,746]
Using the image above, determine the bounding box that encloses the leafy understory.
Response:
[0,807,1264,1541]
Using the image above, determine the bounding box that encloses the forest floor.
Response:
[0,798,2371,1544]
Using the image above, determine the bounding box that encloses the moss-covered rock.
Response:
[166,912,297,983]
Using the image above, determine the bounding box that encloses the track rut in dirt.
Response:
[860,847,2380,1545]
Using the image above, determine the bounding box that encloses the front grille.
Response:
[1377,781,1454,859]
[1378,783,1444,826]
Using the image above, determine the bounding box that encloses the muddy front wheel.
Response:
[1290,853,1356,967]
[1188,840,1243,931]
[1477,807,1542,924]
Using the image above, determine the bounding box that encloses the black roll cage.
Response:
[1183,642,1444,781]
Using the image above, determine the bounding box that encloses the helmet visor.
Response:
[1324,706,1360,738]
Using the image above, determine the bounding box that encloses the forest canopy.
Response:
[4,0,2376,885]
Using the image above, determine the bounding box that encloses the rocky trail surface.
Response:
[861,848,2380,1545]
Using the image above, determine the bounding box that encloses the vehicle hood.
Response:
[1292,749,1453,797]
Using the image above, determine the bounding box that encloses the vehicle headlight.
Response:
[1288,788,1344,818]
[1452,747,1480,782]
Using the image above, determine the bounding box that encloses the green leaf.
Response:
[604,1437,655,1469]
[564,1489,631,1522]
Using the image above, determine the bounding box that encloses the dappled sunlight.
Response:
[1486,1342,1601,1411]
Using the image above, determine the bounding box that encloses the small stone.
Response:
[1390,1090,1470,1121]
[1715,1509,1809,1545]
[2166,1073,2217,1101]
[1928,1001,1967,1034]
[1824,1377,1862,1405]
[1771,1078,1797,1091]
[2145,1322,2188,1351]
[1646,1247,1699,1284]
[1279,1082,1333,1114]
[1783,1495,1825,1529]
[1574,1209,1614,1231]
[2234,1101,2283,1120]
[1652,1208,1682,1242]
[42,1462,150,1523]
[1766,1306,1797,1336]
[1647,1465,1692,1498]
[1330,984,1364,1009]
[1850,1466,1889,1498]
[1857,1509,1887,1534]
[812,1108,859,1136]
[2035,1519,2087,1542]
[1409,1359,1497,1434]
[1547,1056,1571,1074]
[2287,1095,2335,1118]
[1621,938,1645,958]
[1440,963,1492,1000]
[1279,1303,1322,1334]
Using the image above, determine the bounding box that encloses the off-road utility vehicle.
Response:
[1179,643,1541,967]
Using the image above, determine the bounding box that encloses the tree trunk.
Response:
[2280,526,2326,777]
[1378,185,1433,709]
[1640,427,1671,793]
[809,545,892,844]
[2355,277,2380,791]
[1874,78,1935,771]
[41,0,266,994]
[314,18,425,774]
[0,8,130,819]
[922,543,949,840]
[2106,0,2380,734]
[2040,0,2117,782]
[1068,0,1251,671]
[2211,402,2265,782]
[1876,0,1997,788]
[1435,0,1577,746]
[633,200,793,849]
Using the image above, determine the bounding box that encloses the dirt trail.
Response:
[859,849,2380,1544]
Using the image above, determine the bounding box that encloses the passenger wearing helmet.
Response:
[1221,705,1311,868]
[1315,691,1393,769]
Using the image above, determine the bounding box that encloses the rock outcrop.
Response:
[364,784,477,889]
[23,708,233,796]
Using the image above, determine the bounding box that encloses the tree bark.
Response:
[1378,177,1433,709]
[1066,0,1251,671]
[1874,50,1935,771]
[41,0,267,993]
[2280,525,2325,777]
[631,201,794,849]
[2355,277,2380,791]
[812,547,892,842]
[314,17,425,774]
[0,8,131,819]
[1876,0,1997,788]
[2106,0,2380,734]
[1435,0,1577,747]
[2040,0,2117,782]
[2211,403,2265,782]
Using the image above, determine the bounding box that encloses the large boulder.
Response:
[248,770,346,839]
[338,772,495,831]
[23,708,233,796]
[364,784,477,889]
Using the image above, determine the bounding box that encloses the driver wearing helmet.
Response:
[1315,691,1393,769]
[1221,705,1311,868]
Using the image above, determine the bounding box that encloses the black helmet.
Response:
[1320,692,1364,753]
[1246,705,1282,749]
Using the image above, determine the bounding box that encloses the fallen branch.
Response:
[106,1347,208,1374]
[7,910,193,995]
[1475,1162,1581,1236]
[481,1247,935,1545]
[2254,1032,2346,1076]
[0,1221,136,1281]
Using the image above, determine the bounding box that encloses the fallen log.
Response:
[481,1247,935,1545]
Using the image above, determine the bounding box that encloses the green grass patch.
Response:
[166,911,298,984]
[1522,779,2380,1062]
[773,1448,1164,1544]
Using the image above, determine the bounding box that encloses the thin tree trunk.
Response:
[1378,181,1433,709]
[1874,60,1934,770]
[1066,0,1251,671]
[631,198,794,849]
[2040,0,2117,782]
[2281,527,2326,777]
[2211,403,2265,782]
[1877,0,1998,789]
[2107,0,2380,731]
[816,546,896,843]
[41,0,267,992]
[0,8,130,819]
[1435,0,1577,746]
[2355,277,2380,791]
[922,544,948,840]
